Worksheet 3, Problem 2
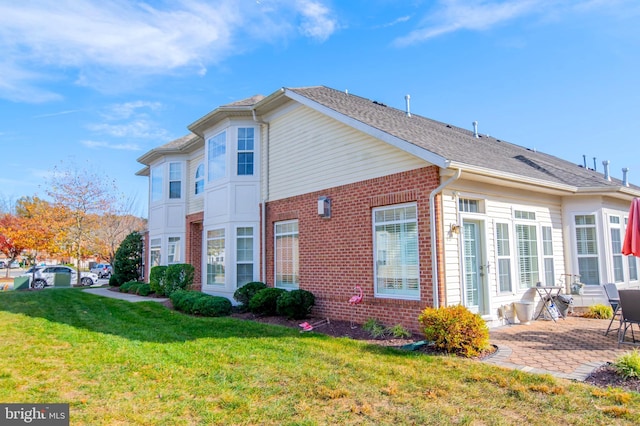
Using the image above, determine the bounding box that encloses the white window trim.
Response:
[235,225,256,288]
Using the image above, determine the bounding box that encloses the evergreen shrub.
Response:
[248,288,286,315]
[276,289,315,319]
[233,281,267,308]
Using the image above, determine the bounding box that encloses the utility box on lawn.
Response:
[13,276,30,290]
[54,273,71,287]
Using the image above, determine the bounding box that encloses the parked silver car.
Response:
[90,263,113,279]
[22,265,99,289]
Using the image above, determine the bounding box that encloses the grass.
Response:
[1,289,639,425]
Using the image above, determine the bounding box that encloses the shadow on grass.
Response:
[0,288,320,344]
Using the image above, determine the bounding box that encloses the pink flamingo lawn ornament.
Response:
[349,285,363,328]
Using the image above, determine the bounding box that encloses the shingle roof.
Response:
[286,86,635,191]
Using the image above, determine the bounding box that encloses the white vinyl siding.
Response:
[373,203,419,299]
[268,105,426,201]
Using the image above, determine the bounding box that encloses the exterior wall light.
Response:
[318,196,331,218]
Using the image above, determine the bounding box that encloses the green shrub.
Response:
[362,318,388,339]
[418,305,490,358]
[135,283,151,296]
[108,275,119,287]
[149,266,168,295]
[192,295,232,317]
[169,290,231,317]
[164,264,195,295]
[112,231,143,285]
[248,288,286,315]
[387,324,412,339]
[614,349,640,379]
[119,281,138,293]
[234,282,267,307]
[583,304,613,319]
[276,289,315,319]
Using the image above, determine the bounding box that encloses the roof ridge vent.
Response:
[472,121,478,138]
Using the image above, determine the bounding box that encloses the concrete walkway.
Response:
[484,315,637,381]
[83,287,169,303]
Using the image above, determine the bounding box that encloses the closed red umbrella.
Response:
[622,198,640,256]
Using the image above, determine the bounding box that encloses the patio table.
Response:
[534,286,565,322]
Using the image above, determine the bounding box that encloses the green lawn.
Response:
[0,289,638,425]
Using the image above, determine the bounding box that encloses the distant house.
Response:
[137,86,640,330]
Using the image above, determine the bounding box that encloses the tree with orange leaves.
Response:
[15,196,63,264]
[0,214,29,278]
[47,164,118,286]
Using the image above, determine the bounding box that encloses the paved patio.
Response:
[484,315,638,381]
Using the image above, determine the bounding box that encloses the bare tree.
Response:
[47,163,118,285]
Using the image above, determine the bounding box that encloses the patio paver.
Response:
[485,315,636,381]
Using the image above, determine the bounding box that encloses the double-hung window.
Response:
[275,221,299,289]
[207,229,225,286]
[208,131,226,181]
[237,128,254,176]
[151,167,162,202]
[169,163,182,199]
[495,223,512,293]
[167,237,181,264]
[194,163,204,195]
[542,226,555,286]
[236,227,254,287]
[373,204,419,298]
[150,238,161,267]
[516,223,539,289]
[610,216,624,282]
[575,215,599,284]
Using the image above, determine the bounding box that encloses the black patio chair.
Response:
[603,283,621,336]
[617,289,640,347]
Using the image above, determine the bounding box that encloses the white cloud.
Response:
[295,0,338,42]
[394,0,540,46]
[87,120,169,139]
[102,101,163,121]
[0,0,338,102]
[81,140,142,151]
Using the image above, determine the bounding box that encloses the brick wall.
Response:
[185,212,204,291]
[265,166,441,332]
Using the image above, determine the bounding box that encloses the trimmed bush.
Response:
[149,266,168,295]
[418,305,490,358]
[614,349,640,379]
[135,283,152,296]
[112,231,143,286]
[119,281,138,293]
[248,287,286,315]
[149,264,194,296]
[164,263,194,295]
[583,304,613,319]
[234,281,267,307]
[276,289,315,319]
[169,290,231,317]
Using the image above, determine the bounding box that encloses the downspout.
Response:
[252,109,269,283]
[429,168,461,308]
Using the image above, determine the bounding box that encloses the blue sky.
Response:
[1,0,639,217]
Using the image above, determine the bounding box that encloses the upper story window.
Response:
[515,210,536,220]
[459,199,479,213]
[195,163,204,195]
[151,167,162,202]
[208,131,226,181]
[237,127,254,176]
[169,162,182,199]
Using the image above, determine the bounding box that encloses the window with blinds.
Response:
[373,204,419,298]
[575,214,599,285]
[516,223,539,289]
[496,223,512,293]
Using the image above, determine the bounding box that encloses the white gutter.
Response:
[429,168,461,308]
[253,109,269,283]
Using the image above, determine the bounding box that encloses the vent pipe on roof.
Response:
[405,94,411,117]
[345,89,349,95]
[593,157,597,171]
[582,154,587,168]
[623,167,629,187]
[603,160,611,181]
[472,121,479,138]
